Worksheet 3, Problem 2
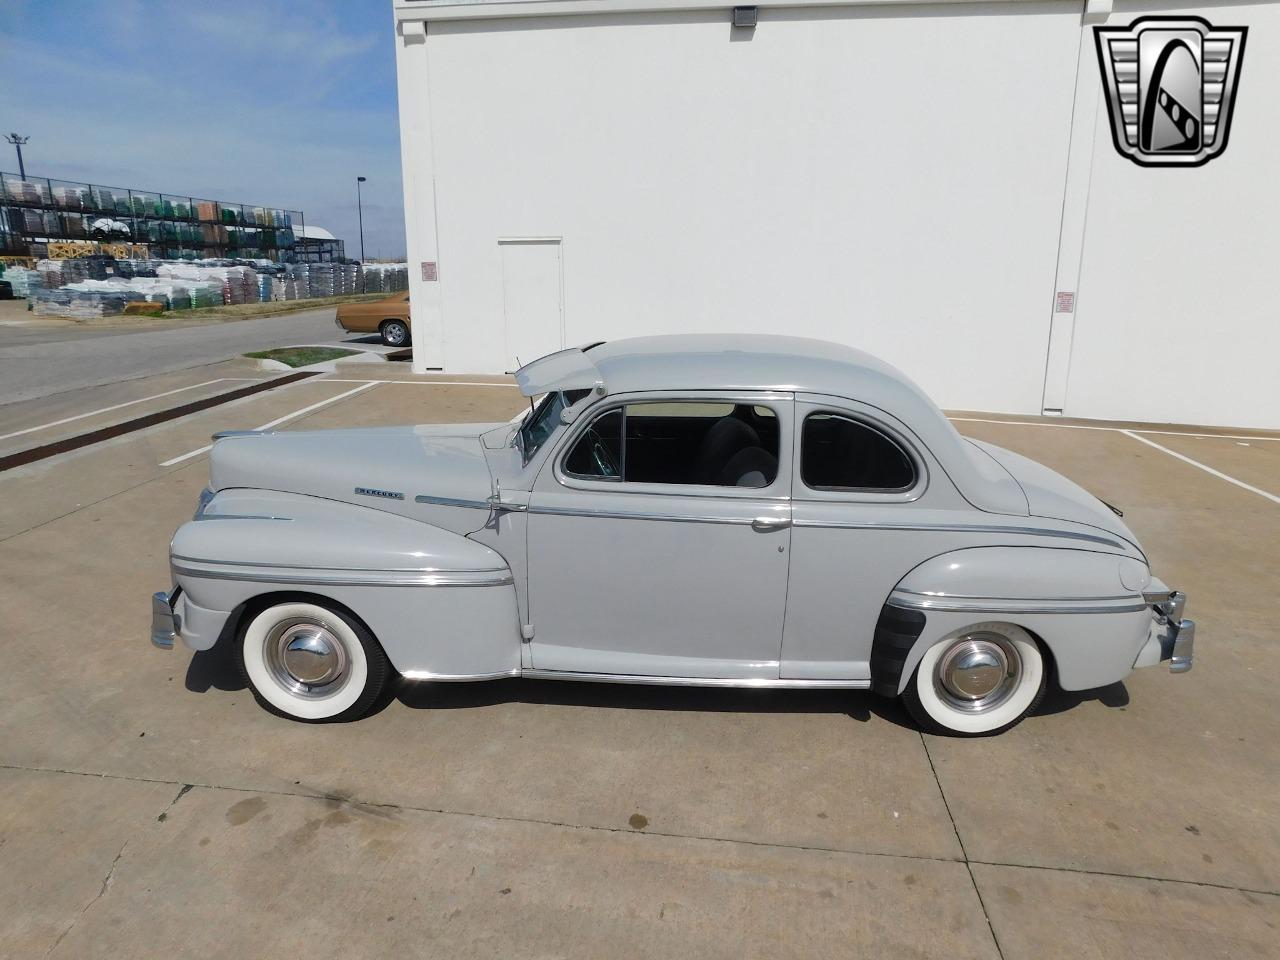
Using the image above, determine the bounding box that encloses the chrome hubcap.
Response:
[935,633,1021,713]
[264,619,348,698]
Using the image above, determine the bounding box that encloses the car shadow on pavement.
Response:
[1034,680,1130,716]
[185,644,1122,728]
[185,646,243,694]
[394,677,906,725]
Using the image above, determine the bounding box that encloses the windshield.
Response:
[518,390,588,464]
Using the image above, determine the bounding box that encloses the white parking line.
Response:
[0,379,232,442]
[322,379,522,388]
[1120,430,1280,505]
[159,382,381,467]
[949,416,1280,443]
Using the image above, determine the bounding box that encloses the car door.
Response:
[525,393,794,679]
[780,394,962,680]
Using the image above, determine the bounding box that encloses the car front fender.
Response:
[168,489,521,677]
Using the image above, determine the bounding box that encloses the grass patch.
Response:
[245,346,359,368]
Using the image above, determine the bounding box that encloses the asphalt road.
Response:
[0,307,373,406]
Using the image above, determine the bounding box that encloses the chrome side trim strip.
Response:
[415,494,491,509]
[793,518,1122,549]
[401,668,522,681]
[528,504,758,525]
[172,563,513,588]
[521,669,871,689]
[888,589,1147,615]
[169,554,508,575]
[192,514,293,522]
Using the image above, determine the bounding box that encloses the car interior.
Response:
[564,401,916,492]
[800,413,915,490]
[566,402,780,487]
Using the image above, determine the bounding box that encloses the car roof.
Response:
[524,334,1029,517]
[585,334,912,399]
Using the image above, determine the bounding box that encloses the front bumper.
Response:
[151,587,180,649]
[1134,589,1195,673]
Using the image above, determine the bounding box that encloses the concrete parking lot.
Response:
[0,361,1276,959]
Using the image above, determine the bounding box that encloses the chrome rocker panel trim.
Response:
[521,669,871,689]
[401,668,523,681]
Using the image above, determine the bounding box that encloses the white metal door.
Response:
[500,239,563,369]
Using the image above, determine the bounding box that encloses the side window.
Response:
[801,413,915,492]
[563,409,622,479]
[564,402,779,488]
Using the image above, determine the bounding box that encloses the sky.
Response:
[0,0,407,259]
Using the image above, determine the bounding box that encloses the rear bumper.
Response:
[1134,590,1195,673]
[151,587,180,649]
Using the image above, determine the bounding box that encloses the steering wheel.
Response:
[583,428,620,478]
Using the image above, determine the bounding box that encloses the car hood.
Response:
[965,439,1144,556]
[208,423,505,535]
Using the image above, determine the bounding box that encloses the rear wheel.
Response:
[237,600,389,722]
[380,319,410,347]
[902,623,1047,736]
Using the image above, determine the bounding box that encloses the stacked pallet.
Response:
[360,263,409,293]
[156,263,261,305]
[3,178,49,204]
[52,185,89,210]
[3,266,42,297]
[36,257,104,289]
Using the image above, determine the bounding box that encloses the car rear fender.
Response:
[872,545,1153,694]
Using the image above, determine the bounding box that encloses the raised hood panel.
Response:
[966,439,1143,553]
[208,424,503,535]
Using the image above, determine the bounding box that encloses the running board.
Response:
[520,669,870,689]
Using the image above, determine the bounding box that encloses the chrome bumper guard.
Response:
[1144,589,1195,673]
[151,588,180,649]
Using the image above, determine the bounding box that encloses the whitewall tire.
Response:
[902,623,1047,737]
[237,600,389,722]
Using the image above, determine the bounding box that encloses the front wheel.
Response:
[380,319,410,347]
[902,623,1047,736]
[237,600,389,722]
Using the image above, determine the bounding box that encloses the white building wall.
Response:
[395,0,1278,429]
[1061,1,1280,429]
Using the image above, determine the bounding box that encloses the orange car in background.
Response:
[335,293,411,346]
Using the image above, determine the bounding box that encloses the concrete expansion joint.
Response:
[918,732,1007,960]
[3,761,1278,902]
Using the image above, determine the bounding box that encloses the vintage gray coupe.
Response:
[152,335,1194,735]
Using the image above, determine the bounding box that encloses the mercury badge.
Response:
[1095,16,1247,167]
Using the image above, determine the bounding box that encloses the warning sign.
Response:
[421,261,438,282]
[1054,291,1075,314]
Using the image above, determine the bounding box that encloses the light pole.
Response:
[5,133,30,179]
[355,176,367,263]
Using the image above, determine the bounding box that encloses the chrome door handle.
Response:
[751,516,791,532]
